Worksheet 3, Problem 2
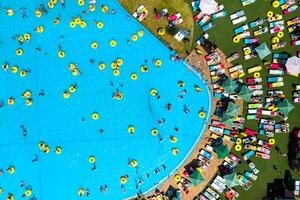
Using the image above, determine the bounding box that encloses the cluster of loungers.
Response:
[292,84,300,103]
[191,1,227,32]
[132,5,148,22]
[286,17,300,46]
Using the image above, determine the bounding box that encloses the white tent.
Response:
[199,0,218,15]
[286,56,300,76]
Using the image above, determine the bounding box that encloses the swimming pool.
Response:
[0,0,212,199]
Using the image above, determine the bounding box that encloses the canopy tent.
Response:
[199,0,219,15]
[255,43,271,60]
[285,56,300,76]
[225,102,240,117]
[224,173,240,188]
[221,114,234,126]
[277,98,295,117]
[222,78,239,94]
[189,170,205,186]
[215,144,230,159]
[238,85,253,102]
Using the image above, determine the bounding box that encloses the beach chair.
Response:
[234,24,249,34]
[201,22,215,31]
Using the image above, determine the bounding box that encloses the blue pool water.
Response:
[0,0,212,199]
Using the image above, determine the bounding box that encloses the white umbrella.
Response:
[199,0,218,15]
[286,56,300,76]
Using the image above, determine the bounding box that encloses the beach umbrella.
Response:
[189,170,205,186]
[222,78,239,94]
[238,85,253,102]
[277,98,295,117]
[255,43,271,59]
[285,56,300,76]
[215,145,230,159]
[225,102,240,117]
[221,114,234,127]
[199,0,218,15]
[224,173,240,188]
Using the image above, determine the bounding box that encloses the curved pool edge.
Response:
[114,1,213,199]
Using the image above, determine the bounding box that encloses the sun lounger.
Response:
[202,22,215,31]
[211,11,228,19]
[247,65,262,73]
[200,149,213,160]
[288,24,300,33]
[155,8,168,20]
[244,38,259,44]
[245,128,258,136]
[232,16,247,25]
[269,20,284,28]
[242,136,257,144]
[249,18,264,28]
[243,150,255,160]
[269,69,285,75]
[198,15,211,26]
[255,152,270,159]
[286,17,300,26]
[199,194,209,200]
[206,187,220,199]
[270,25,284,34]
[272,42,287,50]
[252,89,263,96]
[283,5,298,15]
[292,39,300,46]
[191,1,200,11]
[168,13,181,21]
[256,146,271,154]
[194,12,205,22]
[203,191,217,200]
[267,76,283,82]
[234,24,249,34]
[230,10,245,20]
[245,171,257,181]
[228,64,243,73]
[238,30,251,38]
[248,85,262,90]
[254,27,268,36]
[172,18,184,26]
[244,144,257,151]
[241,0,256,6]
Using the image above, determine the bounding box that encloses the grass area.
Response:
[204,1,300,199]
[118,0,196,56]
[118,0,300,199]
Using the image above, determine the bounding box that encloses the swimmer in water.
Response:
[98,129,104,134]
[0,101,4,108]
[91,164,96,171]
[60,0,65,6]
[20,125,27,137]
[38,90,45,96]
[111,9,116,14]
[32,154,38,162]
[20,180,25,187]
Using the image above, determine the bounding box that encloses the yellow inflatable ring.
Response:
[20,70,28,77]
[111,62,118,69]
[6,9,14,16]
[92,112,99,120]
[272,36,280,44]
[16,48,23,56]
[8,98,15,105]
[113,69,120,76]
[277,31,284,38]
[268,138,275,145]
[178,81,185,87]
[233,35,240,43]
[158,28,165,36]
[63,91,70,99]
[75,17,81,24]
[78,188,85,196]
[24,189,32,197]
[18,36,24,44]
[254,72,260,78]
[35,26,44,33]
[236,138,242,144]
[110,40,117,47]
[172,147,179,156]
[69,85,77,93]
[272,0,280,8]
[237,174,242,181]
[151,128,158,136]
[131,34,138,41]
[79,21,87,28]
[43,145,50,153]
[53,18,60,25]
[55,146,62,154]
[22,90,31,98]
[97,22,104,29]
[24,33,31,41]
[128,126,135,134]
[120,176,127,184]
[98,63,106,70]
[78,0,85,6]
[174,174,181,182]
[235,144,242,151]
[117,58,123,66]
[267,11,274,18]
[131,73,138,80]
[198,111,205,118]
[150,89,158,96]
[35,9,42,18]
[58,50,65,58]
[89,156,96,164]
[7,166,15,174]
[141,65,148,73]
[138,30,144,37]
[170,136,177,143]
[129,159,138,167]
[154,60,162,67]
[39,141,46,150]
[245,49,251,56]
[101,5,109,13]
[91,41,98,49]
[11,66,18,73]
[89,4,96,12]
[48,1,55,8]
[25,99,33,106]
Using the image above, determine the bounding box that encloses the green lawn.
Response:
[118,0,300,199]
[201,1,300,199]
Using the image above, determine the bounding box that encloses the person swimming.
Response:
[20,125,27,137]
